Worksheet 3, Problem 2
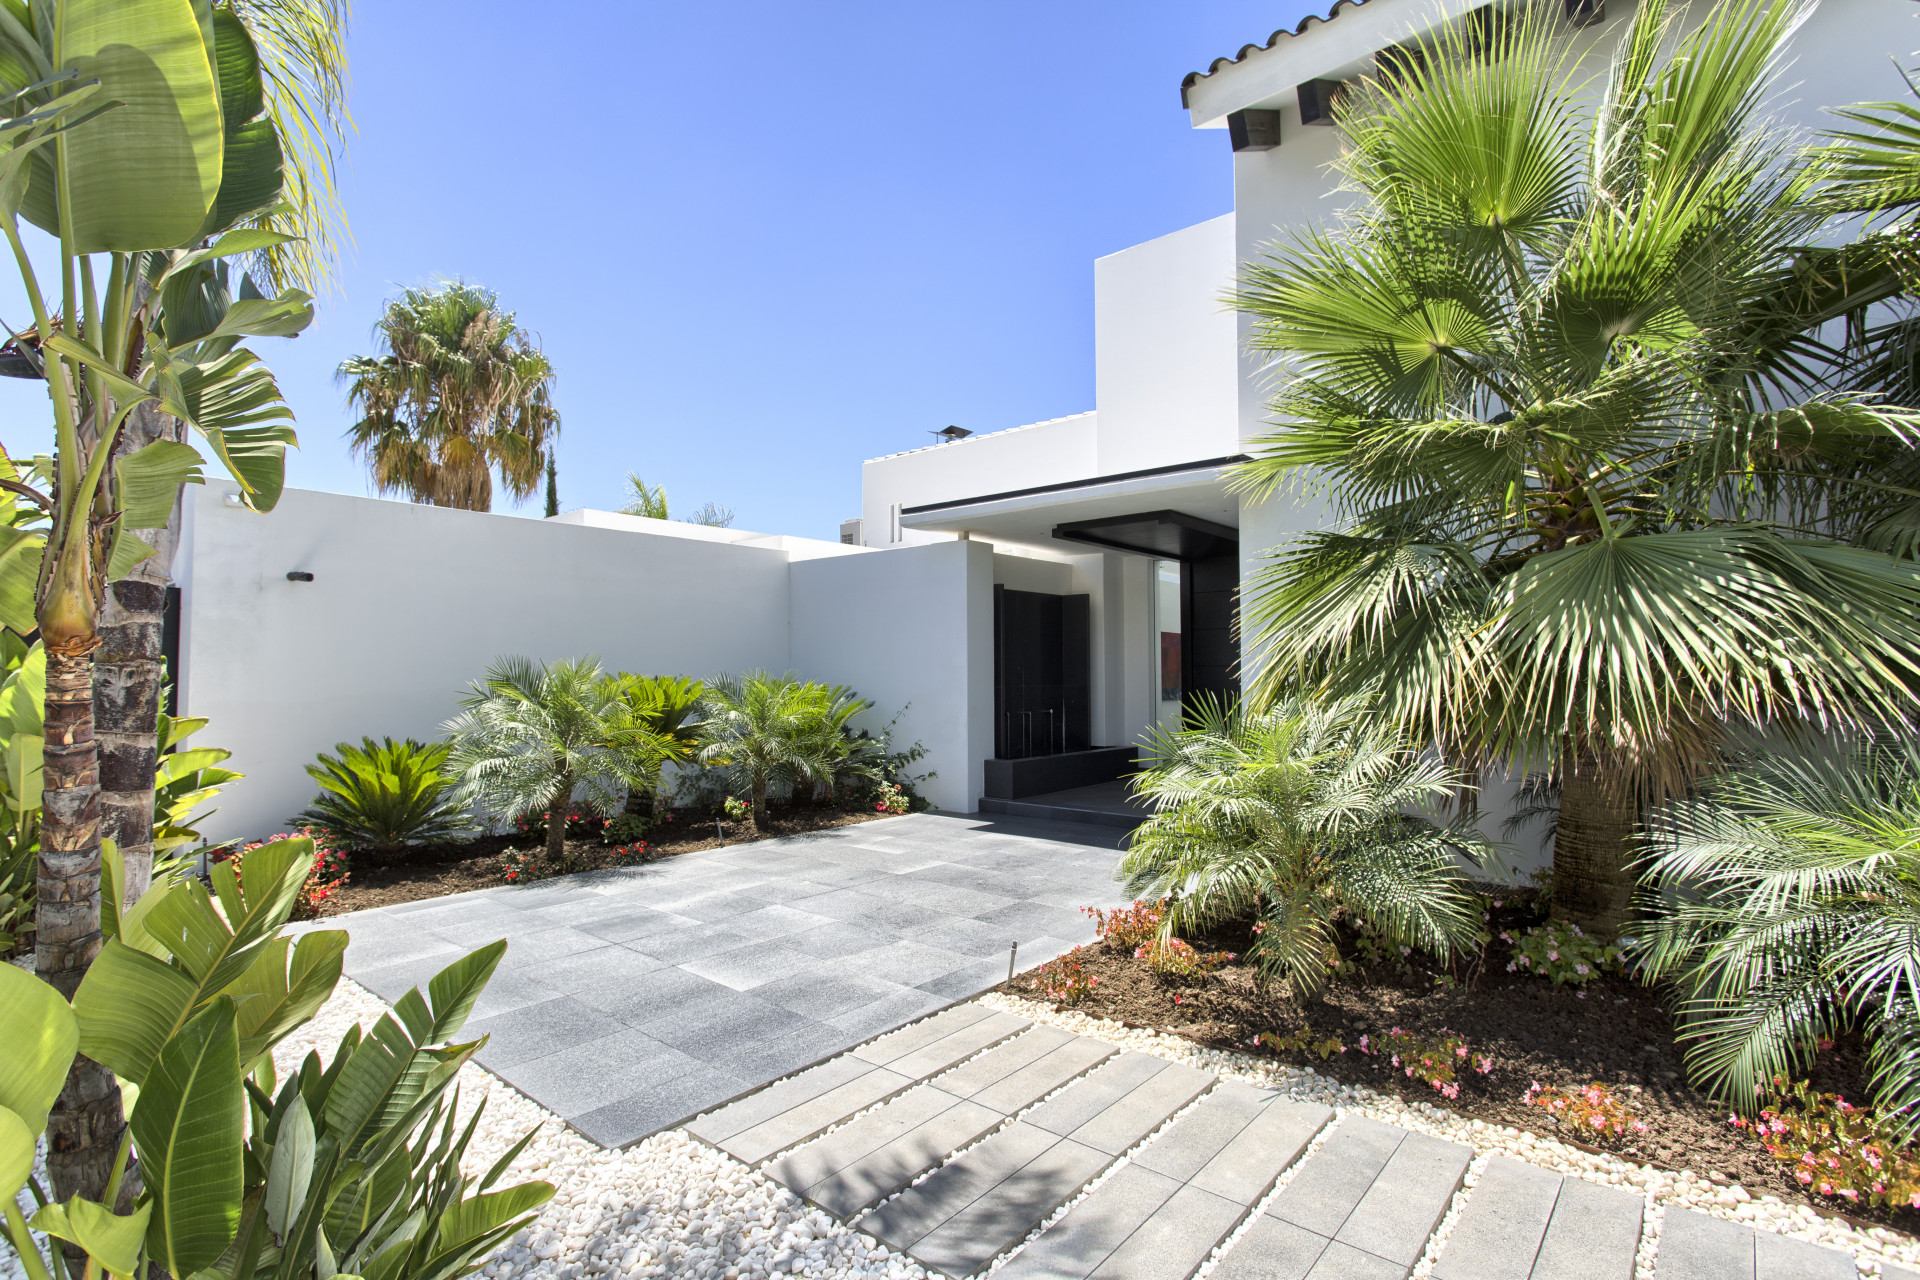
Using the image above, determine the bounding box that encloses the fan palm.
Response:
[444,657,667,861]
[696,673,871,833]
[1638,734,1920,1136]
[1232,0,1920,932]
[1122,695,1492,1002]
[339,282,560,512]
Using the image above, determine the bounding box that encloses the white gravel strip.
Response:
[979,991,1920,1280]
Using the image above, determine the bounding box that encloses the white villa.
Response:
[177,0,1914,846]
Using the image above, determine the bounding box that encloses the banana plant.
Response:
[2,837,551,1280]
[0,630,44,957]
[0,0,316,1208]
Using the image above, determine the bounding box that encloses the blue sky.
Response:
[2,1,1315,539]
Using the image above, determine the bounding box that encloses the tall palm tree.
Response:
[339,282,559,512]
[1232,0,1920,932]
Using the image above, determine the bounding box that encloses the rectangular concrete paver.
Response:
[1268,1117,1407,1240]
[1529,1175,1643,1280]
[1000,1088,1334,1280]
[858,1058,1218,1276]
[1334,1130,1470,1267]
[1754,1230,1855,1280]
[1210,1215,1332,1280]
[1657,1208,1752,1280]
[1433,1156,1560,1280]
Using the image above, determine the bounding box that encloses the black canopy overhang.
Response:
[1050,509,1239,561]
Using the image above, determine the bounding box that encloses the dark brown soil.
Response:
[1005,900,1918,1236]
[312,804,890,915]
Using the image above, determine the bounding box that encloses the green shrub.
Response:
[153,706,244,857]
[297,736,472,852]
[695,672,875,832]
[1121,694,1494,1002]
[1501,921,1623,985]
[1732,1078,1920,1210]
[603,812,649,844]
[1639,734,1920,1136]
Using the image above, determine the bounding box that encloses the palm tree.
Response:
[622,474,670,519]
[1121,695,1491,1002]
[609,673,705,805]
[1637,733,1920,1136]
[1232,0,1920,933]
[696,673,871,834]
[339,282,559,512]
[444,657,667,863]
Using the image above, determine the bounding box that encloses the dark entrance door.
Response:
[1182,553,1239,710]
[993,586,1091,759]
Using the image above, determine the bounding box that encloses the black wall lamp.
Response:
[286,571,314,582]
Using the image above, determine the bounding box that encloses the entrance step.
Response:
[687,1004,1029,1166]
[857,1052,1216,1277]
[978,791,1146,830]
[1655,1207,1856,1280]
[996,1083,1334,1280]
[1211,1115,1471,1280]
[1432,1155,1641,1280]
[767,1027,1118,1217]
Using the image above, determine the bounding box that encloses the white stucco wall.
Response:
[859,414,1098,548]
[1092,215,1242,474]
[789,539,994,812]
[178,486,979,840]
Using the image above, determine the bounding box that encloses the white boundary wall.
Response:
[178,486,987,840]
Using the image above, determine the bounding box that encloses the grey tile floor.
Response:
[307,812,1131,1147]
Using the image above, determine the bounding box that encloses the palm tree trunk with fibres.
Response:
[40,643,134,1222]
[1551,759,1639,936]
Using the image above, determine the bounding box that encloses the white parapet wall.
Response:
[177,485,983,841]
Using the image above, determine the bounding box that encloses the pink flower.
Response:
[1547,950,1560,962]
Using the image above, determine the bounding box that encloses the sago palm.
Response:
[1233,0,1920,932]
[339,282,560,512]
[1121,695,1492,1002]
[444,657,666,861]
[296,736,472,852]
[696,673,871,833]
[1638,735,1920,1136]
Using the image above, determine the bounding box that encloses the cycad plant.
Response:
[445,657,667,861]
[609,673,705,805]
[1230,0,1920,934]
[339,282,559,512]
[696,673,872,834]
[296,736,471,853]
[1637,734,1920,1136]
[1121,695,1492,1002]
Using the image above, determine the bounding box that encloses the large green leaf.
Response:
[203,422,296,512]
[198,9,280,237]
[0,1105,35,1197]
[116,439,205,530]
[0,524,44,635]
[223,929,347,1064]
[264,1095,314,1241]
[30,0,222,251]
[132,997,244,1278]
[0,960,79,1132]
[422,940,505,1044]
[31,1196,154,1278]
[73,938,198,1085]
[431,1181,555,1257]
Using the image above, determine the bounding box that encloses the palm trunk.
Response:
[748,774,765,835]
[1551,759,1639,935]
[39,643,132,1217]
[546,775,572,862]
[93,403,185,908]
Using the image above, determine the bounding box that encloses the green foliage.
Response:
[620,474,669,520]
[1121,694,1492,1002]
[153,705,245,857]
[445,657,668,856]
[1,837,552,1280]
[1638,733,1920,1138]
[695,672,875,823]
[1356,1027,1493,1101]
[602,813,649,845]
[295,736,471,852]
[1500,921,1622,985]
[1229,0,1920,808]
[1027,949,1098,1005]
[1731,1079,1920,1209]
[339,282,559,513]
[0,631,41,957]
[609,672,704,804]
[1525,1081,1650,1139]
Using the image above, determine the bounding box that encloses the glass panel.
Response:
[1155,559,1183,731]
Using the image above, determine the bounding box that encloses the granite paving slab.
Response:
[1433,1155,1641,1280]
[304,811,1125,1147]
[1655,1206,1858,1280]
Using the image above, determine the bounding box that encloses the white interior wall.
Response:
[1092,215,1242,474]
[789,540,994,812]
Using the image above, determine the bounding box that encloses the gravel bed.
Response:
[979,992,1920,1279]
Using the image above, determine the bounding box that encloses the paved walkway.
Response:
[687,1006,1887,1280]
[312,812,1132,1147]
